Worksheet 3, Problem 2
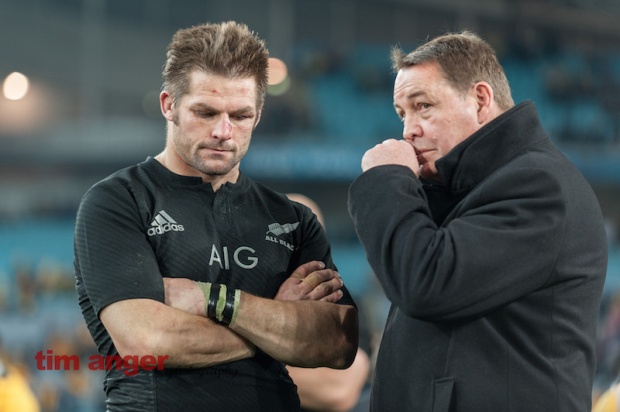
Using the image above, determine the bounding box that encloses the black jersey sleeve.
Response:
[293,203,356,308]
[74,177,165,317]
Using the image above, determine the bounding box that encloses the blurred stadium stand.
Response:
[1,0,620,410]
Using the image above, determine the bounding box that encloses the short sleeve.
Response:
[74,178,164,316]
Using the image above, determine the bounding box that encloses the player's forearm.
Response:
[230,293,358,368]
[101,299,254,368]
[287,348,370,411]
[162,270,356,367]
[150,309,255,368]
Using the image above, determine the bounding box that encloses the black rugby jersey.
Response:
[74,157,355,411]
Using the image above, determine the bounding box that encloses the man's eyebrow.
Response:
[190,103,217,111]
[394,90,427,109]
[405,90,426,100]
[230,106,255,114]
[190,103,255,114]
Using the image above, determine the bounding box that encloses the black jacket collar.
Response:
[431,100,548,192]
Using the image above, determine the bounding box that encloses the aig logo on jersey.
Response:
[148,210,185,236]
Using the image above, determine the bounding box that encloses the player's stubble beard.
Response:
[170,111,251,177]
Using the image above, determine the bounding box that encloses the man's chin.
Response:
[419,164,440,182]
[200,167,232,177]
[193,157,234,175]
[204,161,243,178]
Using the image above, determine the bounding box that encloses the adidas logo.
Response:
[148,210,185,237]
[266,222,299,236]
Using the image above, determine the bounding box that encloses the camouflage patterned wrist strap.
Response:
[194,281,240,326]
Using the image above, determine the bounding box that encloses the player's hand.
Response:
[361,138,420,176]
[163,277,205,316]
[274,261,344,303]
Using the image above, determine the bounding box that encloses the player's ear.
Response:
[254,109,262,130]
[160,91,175,122]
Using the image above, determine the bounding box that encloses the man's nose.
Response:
[403,117,422,141]
[213,115,233,139]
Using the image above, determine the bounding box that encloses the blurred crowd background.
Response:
[1,0,620,410]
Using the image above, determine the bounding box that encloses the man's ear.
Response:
[474,81,494,124]
[254,109,262,130]
[160,91,174,122]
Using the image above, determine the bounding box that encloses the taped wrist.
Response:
[194,281,240,326]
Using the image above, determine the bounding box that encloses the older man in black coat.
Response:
[348,31,607,412]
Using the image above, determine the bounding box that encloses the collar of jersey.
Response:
[144,156,250,193]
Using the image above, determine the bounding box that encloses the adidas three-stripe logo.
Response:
[147,210,185,237]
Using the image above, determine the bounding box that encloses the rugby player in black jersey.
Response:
[74,21,358,411]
